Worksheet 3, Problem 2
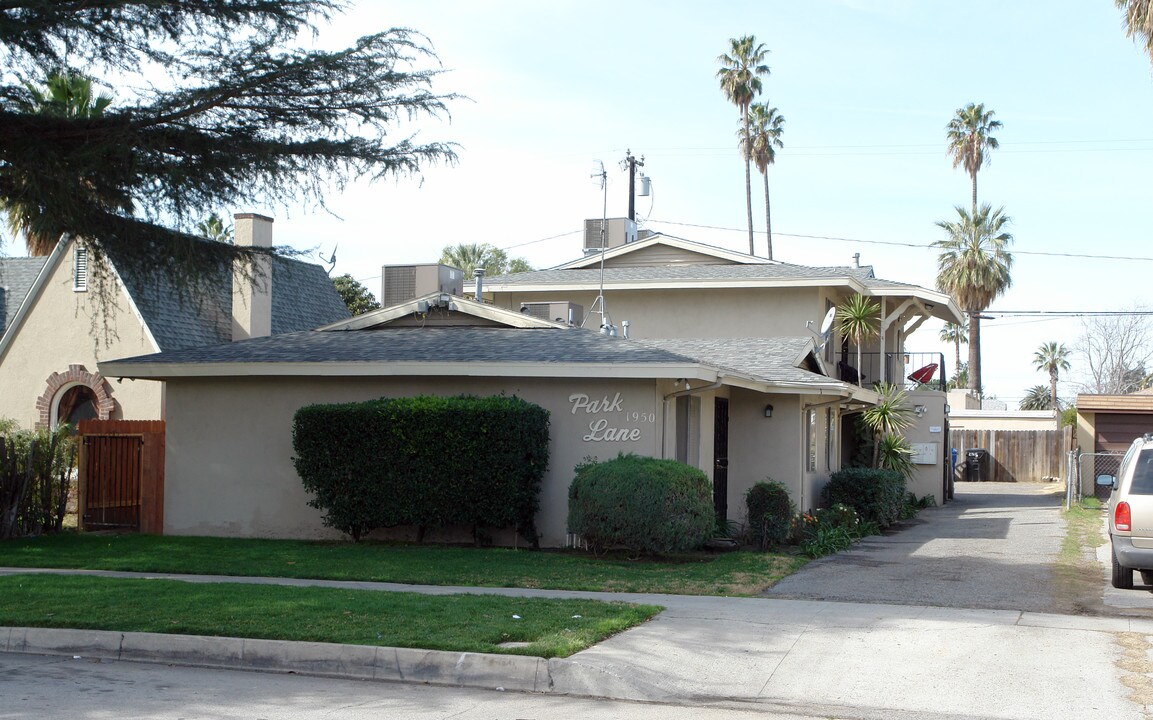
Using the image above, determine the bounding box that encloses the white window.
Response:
[675,395,700,467]
[807,409,817,472]
[825,408,835,470]
[73,245,88,292]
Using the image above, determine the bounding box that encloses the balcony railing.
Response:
[835,351,947,391]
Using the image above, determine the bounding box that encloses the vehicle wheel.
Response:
[1113,544,1135,590]
[1140,570,1153,587]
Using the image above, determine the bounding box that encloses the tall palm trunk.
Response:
[970,172,978,216]
[1049,368,1059,409]
[743,110,754,255]
[967,312,982,397]
[763,169,773,260]
[953,338,962,382]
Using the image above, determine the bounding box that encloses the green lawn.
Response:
[0,533,806,596]
[0,574,659,658]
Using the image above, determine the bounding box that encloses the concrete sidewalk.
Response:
[4,567,1153,719]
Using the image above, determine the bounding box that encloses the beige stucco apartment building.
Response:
[99,226,963,547]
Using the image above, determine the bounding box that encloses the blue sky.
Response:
[268,2,1153,404]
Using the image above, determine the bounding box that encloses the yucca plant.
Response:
[838,294,879,387]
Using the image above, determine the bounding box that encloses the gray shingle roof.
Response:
[488,263,877,285]
[0,257,48,334]
[639,337,834,385]
[113,250,350,351]
[103,325,843,393]
[104,326,701,368]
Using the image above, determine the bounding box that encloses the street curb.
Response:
[1,626,574,694]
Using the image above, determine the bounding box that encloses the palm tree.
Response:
[2,70,117,255]
[740,103,785,260]
[1033,341,1071,410]
[934,204,1014,398]
[1020,385,1056,411]
[197,213,233,243]
[439,243,532,277]
[1117,0,1153,63]
[946,103,1001,215]
[717,36,770,256]
[838,294,880,387]
[938,322,968,384]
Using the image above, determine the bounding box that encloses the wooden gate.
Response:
[77,420,165,533]
[949,427,1073,483]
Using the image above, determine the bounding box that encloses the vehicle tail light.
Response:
[1116,502,1132,532]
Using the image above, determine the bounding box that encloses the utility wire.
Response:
[647,219,1153,263]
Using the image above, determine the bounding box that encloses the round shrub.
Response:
[567,454,713,556]
[745,479,794,550]
[821,467,906,528]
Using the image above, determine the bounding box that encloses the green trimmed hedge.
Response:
[745,479,794,550]
[292,395,550,543]
[821,467,906,528]
[567,453,713,556]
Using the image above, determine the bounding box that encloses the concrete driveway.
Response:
[765,481,1075,613]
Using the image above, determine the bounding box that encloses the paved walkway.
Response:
[6,482,1153,718]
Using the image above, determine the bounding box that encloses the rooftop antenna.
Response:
[319,244,338,276]
[583,160,613,334]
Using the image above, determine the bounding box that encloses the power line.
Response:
[647,219,1153,263]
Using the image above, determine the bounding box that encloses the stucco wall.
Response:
[0,244,162,428]
[727,389,803,516]
[161,376,663,546]
[491,287,831,343]
[905,390,948,505]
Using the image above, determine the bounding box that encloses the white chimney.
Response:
[231,213,273,340]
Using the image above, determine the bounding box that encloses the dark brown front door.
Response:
[713,398,729,521]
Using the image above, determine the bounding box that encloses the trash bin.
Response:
[965,448,989,482]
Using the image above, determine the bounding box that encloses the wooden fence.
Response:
[949,427,1073,483]
[77,420,165,533]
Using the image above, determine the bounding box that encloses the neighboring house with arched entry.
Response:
[0,214,349,429]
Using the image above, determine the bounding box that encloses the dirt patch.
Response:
[1115,632,1153,717]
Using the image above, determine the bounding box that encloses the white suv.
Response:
[1106,433,1153,589]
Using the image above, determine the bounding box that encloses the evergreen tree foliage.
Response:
[332,273,380,316]
[0,2,458,299]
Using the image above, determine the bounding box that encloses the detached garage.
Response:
[1076,391,1153,497]
[1077,391,1153,454]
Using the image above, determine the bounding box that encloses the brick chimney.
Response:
[231,213,273,340]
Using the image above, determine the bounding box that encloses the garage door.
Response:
[1095,413,1153,453]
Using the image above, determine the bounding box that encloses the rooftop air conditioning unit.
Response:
[381,263,463,307]
[519,301,583,326]
[583,218,637,253]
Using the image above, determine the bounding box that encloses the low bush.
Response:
[821,467,906,528]
[567,454,713,556]
[794,503,875,558]
[746,479,794,550]
[900,492,937,520]
[293,395,549,543]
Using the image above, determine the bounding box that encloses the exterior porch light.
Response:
[763,404,774,418]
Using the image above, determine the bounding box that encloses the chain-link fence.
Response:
[1067,451,1124,507]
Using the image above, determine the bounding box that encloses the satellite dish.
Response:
[809,307,836,351]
